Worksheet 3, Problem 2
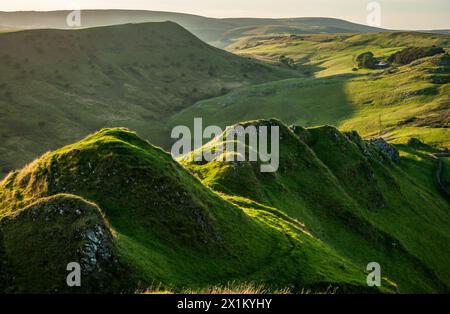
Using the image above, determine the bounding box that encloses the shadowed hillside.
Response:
[0,21,296,176]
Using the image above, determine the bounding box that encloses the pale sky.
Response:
[1,0,449,30]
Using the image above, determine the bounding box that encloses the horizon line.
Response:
[1,8,449,31]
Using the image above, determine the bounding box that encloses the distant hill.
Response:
[425,29,450,35]
[0,21,295,176]
[0,10,388,47]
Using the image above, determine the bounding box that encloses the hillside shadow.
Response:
[165,68,362,149]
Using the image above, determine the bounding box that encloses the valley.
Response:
[0,11,449,294]
[176,32,449,148]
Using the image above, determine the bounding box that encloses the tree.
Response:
[387,46,445,65]
[279,55,297,69]
[355,52,378,69]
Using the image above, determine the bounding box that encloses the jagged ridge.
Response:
[1,127,386,293]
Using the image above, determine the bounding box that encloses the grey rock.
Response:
[369,138,400,162]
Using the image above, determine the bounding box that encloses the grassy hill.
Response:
[1,123,448,293]
[180,119,450,293]
[0,21,295,176]
[172,32,450,148]
[0,10,387,47]
[0,126,391,293]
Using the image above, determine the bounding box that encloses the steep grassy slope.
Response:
[181,119,450,293]
[0,128,383,293]
[0,22,295,176]
[173,32,450,148]
[0,10,387,47]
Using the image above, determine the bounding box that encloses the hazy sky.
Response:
[1,0,449,30]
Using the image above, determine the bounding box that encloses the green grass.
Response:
[181,119,450,293]
[0,25,449,294]
[1,28,449,179]
[173,32,450,149]
[1,127,385,293]
[0,194,132,293]
[170,75,355,131]
[442,157,450,184]
[0,21,297,176]
[230,32,449,75]
[1,122,448,293]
